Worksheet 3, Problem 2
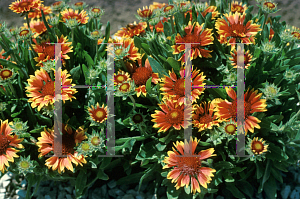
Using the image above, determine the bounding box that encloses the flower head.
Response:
[36,124,87,174]
[17,155,36,174]
[231,1,247,13]
[260,40,280,54]
[163,137,216,194]
[9,119,29,136]
[132,58,159,86]
[114,70,131,86]
[87,130,105,153]
[27,4,52,19]
[229,49,253,69]
[137,6,153,19]
[250,137,268,155]
[160,67,206,106]
[214,87,267,134]
[115,22,145,38]
[87,103,108,125]
[89,7,104,18]
[9,0,41,14]
[25,68,77,111]
[0,120,24,173]
[51,1,65,11]
[0,68,16,82]
[261,1,278,13]
[60,8,89,25]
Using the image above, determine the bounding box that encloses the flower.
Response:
[132,58,159,86]
[231,1,247,13]
[172,21,214,64]
[215,12,262,48]
[192,100,222,132]
[137,6,153,19]
[32,35,73,67]
[150,17,168,33]
[284,68,298,83]
[25,68,77,111]
[186,3,219,21]
[162,137,216,194]
[260,40,280,54]
[250,137,268,155]
[9,0,41,14]
[229,49,253,69]
[0,68,14,81]
[114,22,145,38]
[0,120,24,173]
[18,29,33,40]
[87,130,105,153]
[51,1,65,11]
[160,67,206,105]
[25,19,52,38]
[0,22,6,33]
[217,119,237,136]
[261,1,278,13]
[9,119,29,135]
[149,2,167,11]
[36,124,87,174]
[60,8,89,25]
[76,141,93,157]
[291,26,300,40]
[151,99,192,133]
[88,30,102,40]
[27,4,52,19]
[17,155,36,174]
[89,7,104,18]
[214,87,267,134]
[259,81,283,104]
[114,70,131,86]
[135,85,147,97]
[87,103,108,124]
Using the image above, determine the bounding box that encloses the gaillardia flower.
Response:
[160,67,206,105]
[215,12,261,48]
[87,103,108,124]
[114,22,145,38]
[27,4,52,18]
[192,100,222,132]
[173,21,214,64]
[25,19,52,38]
[114,70,131,86]
[60,8,89,25]
[0,120,24,173]
[26,68,77,111]
[151,99,192,133]
[231,1,247,13]
[163,137,216,194]
[9,0,41,14]
[250,137,268,155]
[137,6,153,18]
[36,124,87,174]
[229,49,253,69]
[32,35,73,67]
[214,87,267,134]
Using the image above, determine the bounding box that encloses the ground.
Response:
[0,0,300,35]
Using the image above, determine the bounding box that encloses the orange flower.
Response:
[24,19,52,37]
[160,67,206,105]
[250,137,268,155]
[229,49,253,69]
[0,120,24,173]
[231,1,247,13]
[291,27,300,40]
[137,6,153,18]
[150,17,168,33]
[27,4,52,18]
[215,12,262,48]
[151,99,192,133]
[32,35,73,67]
[172,21,213,64]
[60,8,89,25]
[9,0,41,14]
[114,22,145,38]
[163,5,174,13]
[87,103,108,124]
[132,58,159,86]
[114,70,131,86]
[0,49,11,69]
[149,2,166,10]
[114,38,141,61]
[25,68,77,111]
[0,69,13,80]
[185,4,219,21]
[192,100,222,132]
[163,137,216,194]
[36,124,87,174]
[135,85,147,97]
[214,87,267,134]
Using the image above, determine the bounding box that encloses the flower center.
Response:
[92,8,100,13]
[225,124,236,135]
[232,5,244,13]
[119,83,130,92]
[173,78,185,96]
[252,141,264,154]
[166,110,183,124]
[41,80,54,96]
[19,30,30,36]
[116,75,125,83]
[0,134,10,155]
[183,34,201,48]
[177,156,201,176]
[96,110,104,118]
[292,32,300,38]
[19,2,30,8]
[81,143,90,151]
[43,45,55,58]
[54,132,75,155]
[132,67,152,86]
[20,160,30,169]
[0,70,13,79]
[263,2,275,9]
[132,114,143,124]
[115,48,123,56]
[268,87,277,95]
[199,114,213,124]
[164,5,174,12]
[91,136,101,146]
[229,24,247,38]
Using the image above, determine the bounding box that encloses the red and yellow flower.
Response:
[112,38,141,61]
[214,87,267,134]
[173,21,214,64]
[291,26,300,40]
[193,100,222,132]
[163,137,216,194]
[250,137,268,155]
[27,4,52,18]
[137,6,153,18]
[231,1,247,13]
[36,124,87,174]
[114,70,131,86]
[151,99,192,133]
[32,35,73,67]
[149,2,167,10]
[160,67,206,105]
[60,8,89,25]
[185,3,219,21]
[9,0,41,14]
[229,49,253,69]
[24,19,52,37]
[150,17,168,33]
[25,68,77,111]
[215,12,262,49]
[87,103,108,124]
[0,120,24,173]
[114,22,145,38]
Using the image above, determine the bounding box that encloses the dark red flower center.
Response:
[173,78,185,96]
[229,24,247,38]
[177,156,201,176]
[41,80,54,96]
[132,114,143,124]
[0,134,10,155]
[53,132,75,155]
[132,67,152,86]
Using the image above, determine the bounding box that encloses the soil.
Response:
[0,0,300,35]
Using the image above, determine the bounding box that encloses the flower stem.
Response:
[169,16,175,35]
[129,95,136,112]
[0,111,4,120]
[70,28,75,69]
[7,81,17,98]
[146,20,151,32]
[95,40,98,63]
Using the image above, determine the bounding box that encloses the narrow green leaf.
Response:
[226,183,245,198]
[138,164,160,192]
[100,157,112,169]
[148,56,168,77]
[145,77,152,94]
[76,170,87,196]
[261,159,271,190]
[97,169,109,180]
[166,57,180,73]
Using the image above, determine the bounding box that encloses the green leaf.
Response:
[98,21,110,52]
[100,157,112,169]
[83,51,94,67]
[226,183,245,198]
[97,169,109,180]
[11,110,22,117]
[286,48,300,57]
[148,56,168,77]
[256,162,264,179]
[29,126,46,134]
[41,9,56,42]
[155,143,166,151]
[75,170,87,196]
[81,64,89,84]
[264,175,277,199]
[90,161,97,169]
[163,22,172,36]
[214,161,234,170]
[236,180,254,198]
[223,172,235,182]
[166,57,180,73]
[70,65,81,80]
[116,172,143,185]
[134,36,142,50]
[270,167,283,183]
[141,43,151,55]
[261,159,271,190]
[146,77,152,94]
[138,164,160,192]
[204,80,227,99]
[115,138,136,153]
[0,58,20,70]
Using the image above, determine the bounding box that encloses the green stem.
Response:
[95,18,98,29]
[4,84,12,98]
[169,16,175,35]
[70,28,75,69]
[95,40,98,63]
[0,111,4,120]
[146,20,151,32]
[138,125,147,136]
[7,81,17,98]
[261,13,268,34]
[129,95,136,113]
[26,40,38,58]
